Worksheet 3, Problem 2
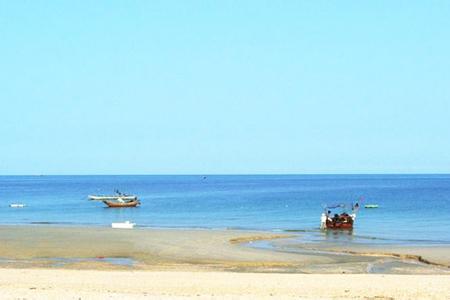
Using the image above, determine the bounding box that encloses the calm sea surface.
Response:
[0,175,449,245]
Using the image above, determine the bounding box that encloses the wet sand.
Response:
[0,226,306,271]
[1,225,449,299]
[0,225,449,274]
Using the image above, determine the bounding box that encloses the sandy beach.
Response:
[0,225,449,299]
[1,269,450,300]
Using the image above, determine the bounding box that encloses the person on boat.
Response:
[348,216,354,225]
[332,214,340,225]
[340,213,350,223]
[324,210,333,227]
[320,213,327,229]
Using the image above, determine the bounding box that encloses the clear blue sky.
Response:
[1,1,449,175]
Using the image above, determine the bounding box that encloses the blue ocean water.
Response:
[0,175,449,244]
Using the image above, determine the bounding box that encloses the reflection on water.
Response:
[324,229,354,242]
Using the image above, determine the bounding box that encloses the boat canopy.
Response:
[323,203,347,209]
[322,202,360,212]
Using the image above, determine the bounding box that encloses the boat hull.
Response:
[325,220,353,230]
[103,200,140,208]
[325,221,353,229]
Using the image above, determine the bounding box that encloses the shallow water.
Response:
[0,257,136,268]
[248,239,450,274]
[0,175,449,245]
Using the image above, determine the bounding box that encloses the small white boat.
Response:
[88,193,138,201]
[10,203,26,208]
[111,221,136,229]
[89,195,138,201]
[365,204,379,208]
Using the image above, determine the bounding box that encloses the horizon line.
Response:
[1,173,450,176]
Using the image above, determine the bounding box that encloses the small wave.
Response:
[281,228,450,245]
[31,221,65,225]
[351,234,450,244]
[283,228,317,233]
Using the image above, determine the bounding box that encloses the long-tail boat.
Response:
[88,191,140,208]
[103,199,140,208]
[320,201,360,230]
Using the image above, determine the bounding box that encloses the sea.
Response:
[0,175,449,245]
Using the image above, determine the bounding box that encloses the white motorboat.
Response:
[89,195,138,201]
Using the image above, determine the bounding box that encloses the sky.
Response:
[1,1,449,175]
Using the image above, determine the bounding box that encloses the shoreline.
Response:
[4,222,450,245]
[0,225,449,274]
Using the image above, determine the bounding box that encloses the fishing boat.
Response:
[88,191,140,208]
[103,199,140,208]
[88,194,137,201]
[320,202,359,230]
